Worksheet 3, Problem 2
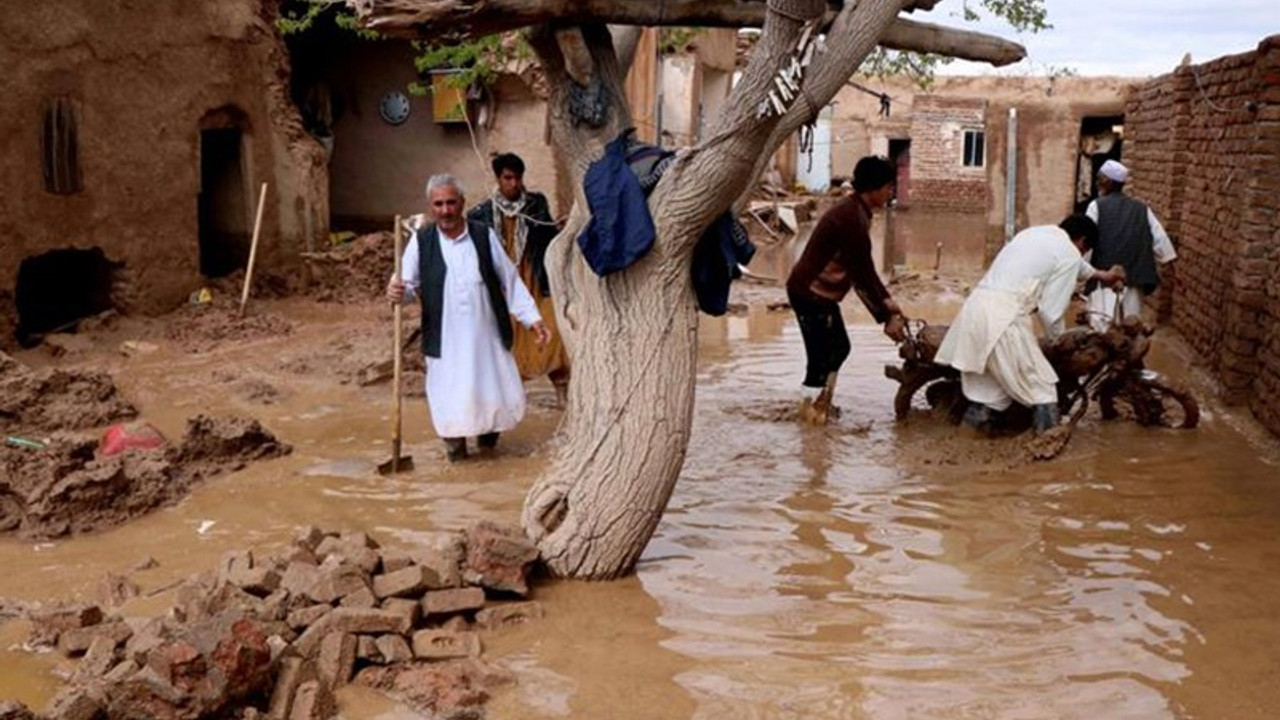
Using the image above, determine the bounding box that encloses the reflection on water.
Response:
[644,320,1280,720]
[2,297,1279,719]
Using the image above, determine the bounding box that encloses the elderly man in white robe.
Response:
[387,174,549,462]
[935,215,1125,434]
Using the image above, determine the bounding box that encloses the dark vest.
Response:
[417,220,513,359]
[1093,193,1160,293]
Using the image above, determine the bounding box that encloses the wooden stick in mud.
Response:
[379,216,415,475]
[391,218,405,471]
[238,182,269,319]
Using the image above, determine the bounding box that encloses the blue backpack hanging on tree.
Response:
[577,130,656,276]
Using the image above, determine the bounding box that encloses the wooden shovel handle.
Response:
[392,216,405,467]
[238,182,268,319]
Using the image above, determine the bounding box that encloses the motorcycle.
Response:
[884,311,1199,437]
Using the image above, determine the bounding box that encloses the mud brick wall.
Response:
[908,96,989,213]
[0,0,328,338]
[1125,35,1280,435]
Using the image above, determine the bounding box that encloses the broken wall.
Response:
[1125,35,1280,435]
[0,0,328,343]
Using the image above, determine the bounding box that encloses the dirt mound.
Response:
[0,415,290,539]
[171,415,290,478]
[0,352,136,435]
[204,268,297,301]
[164,303,295,354]
[302,233,395,304]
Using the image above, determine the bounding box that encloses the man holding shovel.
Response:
[386,174,549,462]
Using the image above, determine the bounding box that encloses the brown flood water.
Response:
[3,244,1280,718]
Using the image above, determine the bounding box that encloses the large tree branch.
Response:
[347,0,1025,66]
[655,0,911,238]
[880,16,1023,65]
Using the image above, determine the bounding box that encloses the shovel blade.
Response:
[377,455,415,475]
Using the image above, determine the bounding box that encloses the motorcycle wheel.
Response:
[925,379,967,424]
[1111,372,1200,429]
[892,364,953,421]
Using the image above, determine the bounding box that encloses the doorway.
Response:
[15,248,118,346]
[796,105,834,192]
[198,127,249,277]
[889,138,912,208]
[1075,115,1124,212]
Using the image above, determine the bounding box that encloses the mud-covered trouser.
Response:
[443,437,467,461]
[1032,404,1060,433]
[959,318,1059,411]
[789,289,851,388]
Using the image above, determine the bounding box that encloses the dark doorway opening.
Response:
[889,138,912,208]
[15,248,119,346]
[1075,114,1124,212]
[199,127,249,278]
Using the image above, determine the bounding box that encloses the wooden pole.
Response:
[238,182,269,318]
[391,215,405,474]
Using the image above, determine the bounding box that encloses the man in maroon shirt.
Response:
[786,155,907,420]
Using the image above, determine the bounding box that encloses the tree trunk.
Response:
[525,224,702,578]
[517,24,704,579]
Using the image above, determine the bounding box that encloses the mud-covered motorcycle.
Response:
[884,313,1199,434]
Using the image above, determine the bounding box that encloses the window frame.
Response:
[961,128,986,169]
[42,95,84,195]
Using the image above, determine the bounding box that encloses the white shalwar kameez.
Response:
[400,226,542,439]
[935,225,1096,411]
[1083,199,1177,330]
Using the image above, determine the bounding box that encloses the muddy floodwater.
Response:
[3,279,1280,718]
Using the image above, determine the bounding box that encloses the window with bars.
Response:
[42,96,83,195]
[962,128,985,168]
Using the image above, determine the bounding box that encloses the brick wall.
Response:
[908,96,989,213]
[1125,35,1280,435]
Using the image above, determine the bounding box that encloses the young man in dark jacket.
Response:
[467,153,570,407]
[786,155,908,420]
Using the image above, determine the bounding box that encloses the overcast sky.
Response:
[933,0,1280,77]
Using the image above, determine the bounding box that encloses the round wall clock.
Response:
[379,90,411,125]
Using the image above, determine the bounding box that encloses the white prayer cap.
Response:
[1099,159,1129,183]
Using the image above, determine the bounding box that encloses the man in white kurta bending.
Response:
[386,174,549,462]
[935,215,1125,434]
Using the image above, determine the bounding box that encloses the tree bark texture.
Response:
[349,0,1025,66]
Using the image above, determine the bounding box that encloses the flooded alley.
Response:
[1,284,1277,720]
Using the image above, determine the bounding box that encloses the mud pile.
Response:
[0,351,137,434]
[274,325,424,393]
[16,522,542,720]
[164,301,296,354]
[302,233,395,304]
[0,415,291,539]
[204,269,298,303]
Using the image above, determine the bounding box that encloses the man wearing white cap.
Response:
[1084,159,1177,330]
